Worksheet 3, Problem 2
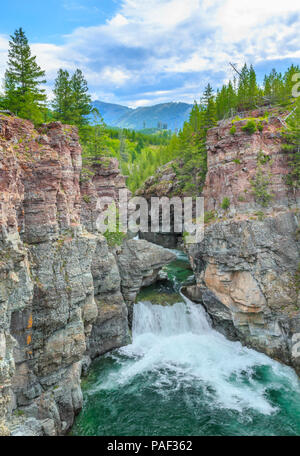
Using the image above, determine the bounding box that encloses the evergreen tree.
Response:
[248,64,259,108]
[282,97,300,188]
[237,64,250,110]
[0,93,5,110]
[189,101,202,131]
[52,68,92,127]
[3,27,46,123]
[172,86,217,194]
[201,83,214,106]
[80,111,109,158]
[136,137,144,154]
[283,65,300,104]
[119,130,129,162]
[52,69,73,123]
[201,84,217,130]
[70,69,92,126]
[263,69,284,104]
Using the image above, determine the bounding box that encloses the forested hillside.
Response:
[151,64,300,195]
[91,101,132,125]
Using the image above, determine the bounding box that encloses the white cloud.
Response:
[96,67,132,86]
[0,35,8,91]
[31,43,77,77]
[129,99,152,108]
[0,0,299,103]
[108,13,129,27]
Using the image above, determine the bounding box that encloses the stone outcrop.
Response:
[116,239,176,323]
[0,115,174,435]
[136,162,183,248]
[204,108,299,213]
[185,109,300,375]
[80,156,129,233]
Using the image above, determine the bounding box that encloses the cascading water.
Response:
[72,250,300,436]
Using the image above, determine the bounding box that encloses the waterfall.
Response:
[94,298,299,417]
[132,298,210,337]
[73,251,300,436]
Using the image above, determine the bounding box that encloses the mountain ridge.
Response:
[92,100,192,131]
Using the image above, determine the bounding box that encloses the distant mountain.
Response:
[91,101,192,131]
[92,101,133,125]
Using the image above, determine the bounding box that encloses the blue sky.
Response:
[0,0,299,107]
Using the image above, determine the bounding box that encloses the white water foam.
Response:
[94,295,299,415]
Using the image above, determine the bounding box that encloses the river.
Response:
[71,250,300,436]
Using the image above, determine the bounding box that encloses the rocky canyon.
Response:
[0,114,174,436]
[138,108,300,376]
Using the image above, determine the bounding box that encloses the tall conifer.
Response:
[4,27,46,123]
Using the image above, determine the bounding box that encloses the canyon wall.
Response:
[185,110,300,374]
[0,115,174,436]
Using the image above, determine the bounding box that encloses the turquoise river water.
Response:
[71,250,300,436]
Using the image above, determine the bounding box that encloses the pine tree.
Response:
[189,101,202,132]
[3,27,46,123]
[52,69,73,123]
[52,68,92,127]
[81,111,109,158]
[248,64,259,108]
[172,86,216,194]
[282,97,300,188]
[283,65,300,105]
[70,69,92,126]
[201,83,214,106]
[237,64,250,110]
[202,84,217,130]
[119,130,129,162]
[264,69,284,104]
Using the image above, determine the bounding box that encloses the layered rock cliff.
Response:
[0,114,174,436]
[185,110,300,374]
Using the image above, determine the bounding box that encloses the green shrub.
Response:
[83,195,91,203]
[230,125,236,135]
[221,197,230,210]
[80,167,95,183]
[242,120,257,134]
[255,210,265,221]
[204,210,216,224]
[233,158,241,164]
[257,121,264,132]
[250,167,273,207]
[102,205,126,247]
[103,229,125,247]
[257,150,271,165]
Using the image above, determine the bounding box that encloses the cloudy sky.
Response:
[0,0,299,107]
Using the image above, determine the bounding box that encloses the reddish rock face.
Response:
[0,115,131,434]
[204,110,300,214]
[80,156,130,233]
[0,116,83,243]
[0,116,128,242]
